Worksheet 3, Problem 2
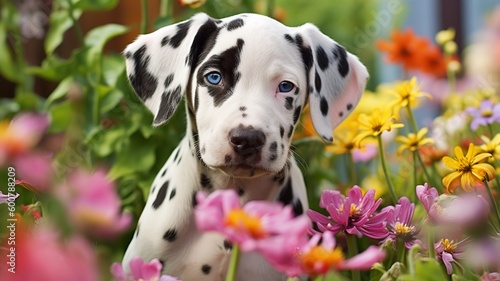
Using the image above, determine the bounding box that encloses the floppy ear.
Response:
[297,24,369,142]
[124,13,218,125]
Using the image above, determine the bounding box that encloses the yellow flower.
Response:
[327,130,357,155]
[389,77,432,118]
[442,143,496,193]
[353,108,404,144]
[395,128,434,154]
[477,134,500,160]
[435,28,455,46]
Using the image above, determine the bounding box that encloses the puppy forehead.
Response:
[200,15,303,72]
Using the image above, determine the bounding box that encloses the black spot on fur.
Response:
[187,19,220,69]
[239,106,246,111]
[125,52,132,58]
[135,223,140,237]
[295,35,314,100]
[287,124,294,139]
[277,178,293,205]
[194,86,200,112]
[202,264,212,275]
[223,239,233,250]
[293,106,302,124]
[169,20,191,48]
[164,74,174,88]
[292,200,304,216]
[270,141,278,152]
[347,103,353,111]
[200,174,213,189]
[129,45,158,101]
[159,260,165,269]
[242,113,247,118]
[225,154,232,164]
[152,181,169,209]
[192,191,198,207]
[227,18,244,31]
[339,111,344,117]
[285,97,294,110]
[237,187,245,197]
[333,44,349,77]
[273,168,286,185]
[169,188,176,200]
[173,148,180,162]
[315,71,322,93]
[161,36,170,47]
[201,146,206,154]
[316,46,330,71]
[154,85,182,124]
[198,39,244,107]
[320,96,329,116]
[151,185,156,194]
[163,228,177,242]
[284,34,294,44]
[280,125,285,138]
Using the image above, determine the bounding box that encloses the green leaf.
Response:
[0,99,20,119]
[84,24,128,65]
[91,127,126,157]
[102,54,126,86]
[154,16,173,30]
[399,258,448,281]
[45,76,74,109]
[73,0,119,11]
[48,101,73,133]
[97,85,124,113]
[108,135,156,179]
[0,22,20,82]
[45,9,82,55]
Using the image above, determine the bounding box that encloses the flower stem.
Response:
[416,152,442,193]
[266,0,275,17]
[405,105,419,134]
[348,152,356,186]
[346,235,361,281]
[377,135,398,204]
[141,0,149,34]
[412,151,418,201]
[226,244,240,281]
[407,244,421,276]
[67,0,84,46]
[427,226,435,260]
[484,180,500,229]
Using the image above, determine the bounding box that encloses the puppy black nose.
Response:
[229,127,266,157]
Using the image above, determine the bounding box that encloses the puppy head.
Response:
[124,13,368,178]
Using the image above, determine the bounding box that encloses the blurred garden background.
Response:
[1,0,500,280]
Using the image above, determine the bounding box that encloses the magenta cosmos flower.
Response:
[435,238,466,275]
[279,231,386,277]
[0,226,98,281]
[382,196,418,248]
[58,169,132,238]
[307,186,389,239]
[194,189,310,269]
[111,257,179,281]
[465,99,500,130]
[416,182,441,222]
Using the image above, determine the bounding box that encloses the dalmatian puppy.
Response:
[122,13,368,281]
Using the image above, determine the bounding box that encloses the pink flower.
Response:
[14,152,53,191]
[0,226,98,281]
[382,196,418,248]
[481,272,500,281]
[307,186,389,239]
[58,169,132,238]
[194,190,310,269]
[352,143,378,163]
[0,113,49,164]
[111,257,180,281]
[435,238,466,275]
[416,182,441,221]
[281,231,386,277]
[0,190,18,204]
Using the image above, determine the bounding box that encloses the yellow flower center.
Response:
[349,203,360,216]
[224,209,266,239]
[440,239,457,253]
[300,246,345,274]
[394,221,414,235]
[481,109,493,118]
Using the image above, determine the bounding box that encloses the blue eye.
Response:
[278,81,294,93]
[206,71,222,85]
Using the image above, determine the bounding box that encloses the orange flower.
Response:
[377,29,429,70]
[417,45,448,77]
